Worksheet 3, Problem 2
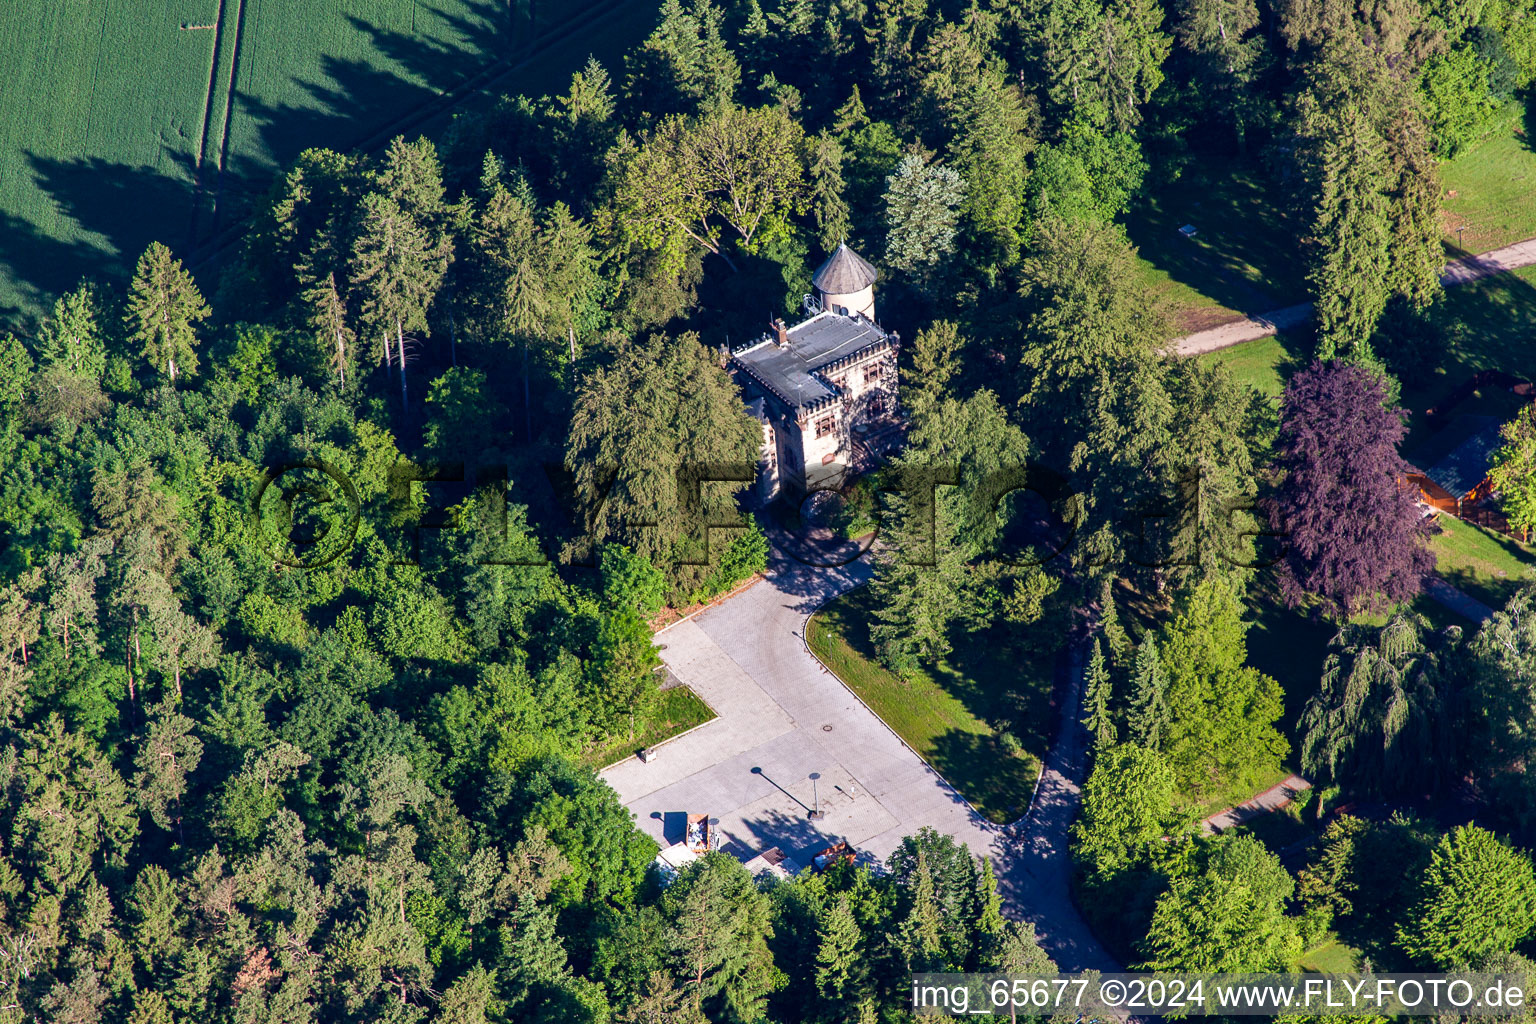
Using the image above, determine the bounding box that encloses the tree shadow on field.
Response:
[4,155,200,327]
[7,0,619,315]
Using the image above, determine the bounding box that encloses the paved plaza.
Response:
[602,550,999,869]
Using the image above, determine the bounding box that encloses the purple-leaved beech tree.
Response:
[1266,360,1432,617]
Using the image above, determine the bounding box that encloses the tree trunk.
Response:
[568,323,576,364]
[522,338,532,442]
[336,329,346,387]
[397,320,408,413]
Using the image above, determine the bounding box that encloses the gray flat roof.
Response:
[732,312,889,410]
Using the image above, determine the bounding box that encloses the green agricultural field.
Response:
[0,0,651,325]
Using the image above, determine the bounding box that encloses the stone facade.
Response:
[729,246,901,501]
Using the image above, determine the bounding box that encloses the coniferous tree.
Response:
[898,851,946,971]
[125,242,209,381]
[1025,0,1172,130]
[813,895,862,1007]
[882,154,965,289]
[1083,637,1117,753]
[624,0,741,121]
[302,271,354,387]
[663,854,776,1022]
[1126,635,1170,750]
[807,131,852,254]
[1098,577,1131,670]
[350,137,452,412]
[133,700,203,840]
[35,282,107,381]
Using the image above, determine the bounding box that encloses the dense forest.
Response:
[6,0,1536,1018]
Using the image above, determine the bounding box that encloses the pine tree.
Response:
[302,271,353,387]
[1082,637,1117,753]
[832,85,869,133]
[807,131,851,254]
[970,859,1005,965]
[350,137,451,412]
[1127,635,1170,750]
[900,320,964,425]
[882,154,966,288]
[1309,106,1392,362]
[470,165,548,440]
[898,851,946,971]
[348,192,447,413]
[125,242,209,381]
[133,700,203,841]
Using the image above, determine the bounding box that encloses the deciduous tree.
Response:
[1397,825,1536,967]
[1265,361,1432,617]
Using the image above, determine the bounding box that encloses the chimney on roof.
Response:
[772,318,788,346]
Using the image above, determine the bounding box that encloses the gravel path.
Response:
[1173,237,1536,356]
[606,539,1120,972]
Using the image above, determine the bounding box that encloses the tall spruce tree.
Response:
[1127,635,1170,750]
[125,242,209,381]
[1083,638,1117,753]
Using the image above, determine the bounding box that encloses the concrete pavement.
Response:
[1203,774,1312,834]
[601,542,1121,972]
[1172,236,1536,356]
[1423,576,1495,623]
[603,549,993,868]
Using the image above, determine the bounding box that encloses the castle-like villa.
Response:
[728,244,902,501]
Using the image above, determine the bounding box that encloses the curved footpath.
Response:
[1174,236,1536,356]
[601,539,1118,972]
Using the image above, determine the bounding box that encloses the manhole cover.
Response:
[822,725,833,732]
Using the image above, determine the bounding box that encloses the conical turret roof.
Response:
[811,243,878,293]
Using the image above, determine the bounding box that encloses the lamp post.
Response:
[808,772,824,820]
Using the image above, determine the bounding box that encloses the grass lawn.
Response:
[1200,332,1310,400]
[1126,153,1309,330]
[585,685,716,770]
[0,0,654,323]
[1427,515,1536,610]
[1299,938,1360,973]
[806,587,1054,824]
[1397,264,1536,416]
[1440,109,1536,255]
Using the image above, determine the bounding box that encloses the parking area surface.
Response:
[601,550,998,870]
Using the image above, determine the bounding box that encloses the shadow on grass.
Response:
[810,587,1055,823]
[1125,150,1307,315]
[926,730,1040,824]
